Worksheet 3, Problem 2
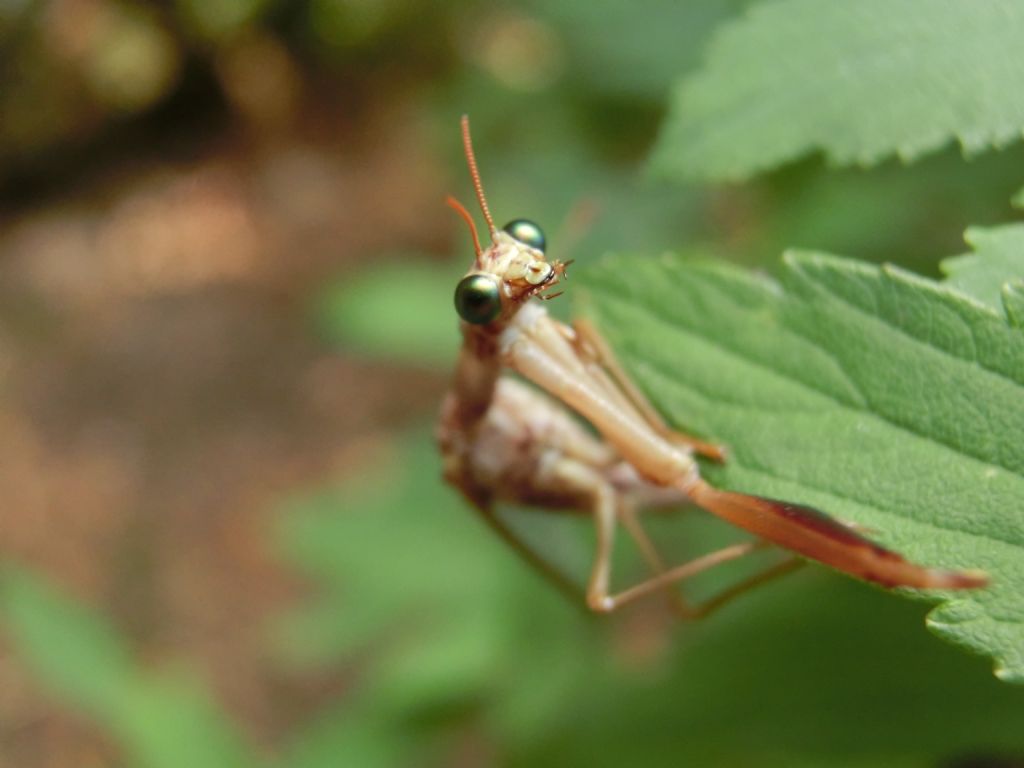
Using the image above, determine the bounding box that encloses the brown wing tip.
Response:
[753,496,991,590]
[925,568,989,590]
[688,481,989,591]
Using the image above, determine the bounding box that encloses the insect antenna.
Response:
[460,115,496,238]
[446,195,483,259]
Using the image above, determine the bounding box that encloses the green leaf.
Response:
[652,0,1024,181]
[577,249,1024,681]
[0,566,257,768]
[940,224,1024,315]
[1004,280,1024,328]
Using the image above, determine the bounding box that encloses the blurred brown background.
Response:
[1,1,458,763]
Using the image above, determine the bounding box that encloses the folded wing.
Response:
[688,479,987,590]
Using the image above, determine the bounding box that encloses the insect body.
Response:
[437,116,987,614]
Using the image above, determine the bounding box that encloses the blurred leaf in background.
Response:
[0,0,181,165]
[530,0,748,101]
[730,142,1024,273]
[274,429,601,766]
[176,0,272,41]
[653,0,1024,181]
[80,3,180,112]
[0,568,259,768]
[313,257,463,369]
[274,428,1024,767]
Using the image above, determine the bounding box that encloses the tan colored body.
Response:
[438,303,706,611]
[437,116,987,615]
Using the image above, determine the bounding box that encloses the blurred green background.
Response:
[2,1,1023,767]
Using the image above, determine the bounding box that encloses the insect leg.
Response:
[503,315,697,487]
[538,457,679,612]
[454,483,584,607]
[475,504,585,606]
[594,521,802,614]
[688,556,803,619]
[614,499,806,618]
[550,459,784,613]
[543,460,620,611]
[504,310,986,593]
[571,318,726,462]
[616,501,691,615]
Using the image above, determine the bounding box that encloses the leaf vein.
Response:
[598,290,1022,479]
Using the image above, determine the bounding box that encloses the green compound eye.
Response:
[503,219,546,253]
[454,274,502,325]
